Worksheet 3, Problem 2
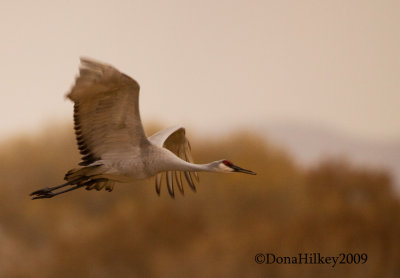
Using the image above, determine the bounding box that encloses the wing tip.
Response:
[79,57,119,75]
[66,57,140,101]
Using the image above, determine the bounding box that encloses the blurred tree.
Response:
[0,125,399,278]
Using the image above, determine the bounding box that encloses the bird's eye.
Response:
[222,160,233,167]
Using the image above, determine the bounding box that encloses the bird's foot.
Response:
[30,187,56,200]
[30,187,52,196]
[31,193,55,200]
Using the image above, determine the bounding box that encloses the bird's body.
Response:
[30,58,255,199]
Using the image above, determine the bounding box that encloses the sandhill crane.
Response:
[30,58,256,200]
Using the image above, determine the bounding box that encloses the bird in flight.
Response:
[30,58,256,200]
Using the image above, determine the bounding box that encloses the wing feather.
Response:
[148,126,198,196]
[175,171,184,194]
[155,174,162,195]
[67,58,148,165]
[166,171,175,198]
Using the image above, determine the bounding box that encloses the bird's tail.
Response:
[64,166,96,182]
[30,165,114,200]
[64,166,115,192]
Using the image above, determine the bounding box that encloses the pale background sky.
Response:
[0,0,399,142]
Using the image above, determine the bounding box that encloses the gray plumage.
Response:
[30,58,256,200]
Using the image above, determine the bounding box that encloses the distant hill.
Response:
[260,123,400,191]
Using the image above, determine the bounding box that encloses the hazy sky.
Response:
[1,0,399,142]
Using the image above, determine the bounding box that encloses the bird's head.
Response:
[214,159,256,175]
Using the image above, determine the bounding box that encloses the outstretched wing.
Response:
[67,58,149,166]
[148,126,199,197]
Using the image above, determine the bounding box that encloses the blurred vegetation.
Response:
[0,123,399,278]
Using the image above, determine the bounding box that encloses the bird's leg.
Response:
[30,181,71,197]
[31,184,84,200]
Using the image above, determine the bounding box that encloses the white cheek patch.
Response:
[219,163,234,172]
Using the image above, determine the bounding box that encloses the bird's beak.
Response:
[232,165,257,175]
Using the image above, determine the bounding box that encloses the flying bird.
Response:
[30,58,256,200]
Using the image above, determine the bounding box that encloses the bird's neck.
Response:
[169,159,217,172]
[181,161,218,172]
[159,149,218,173]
